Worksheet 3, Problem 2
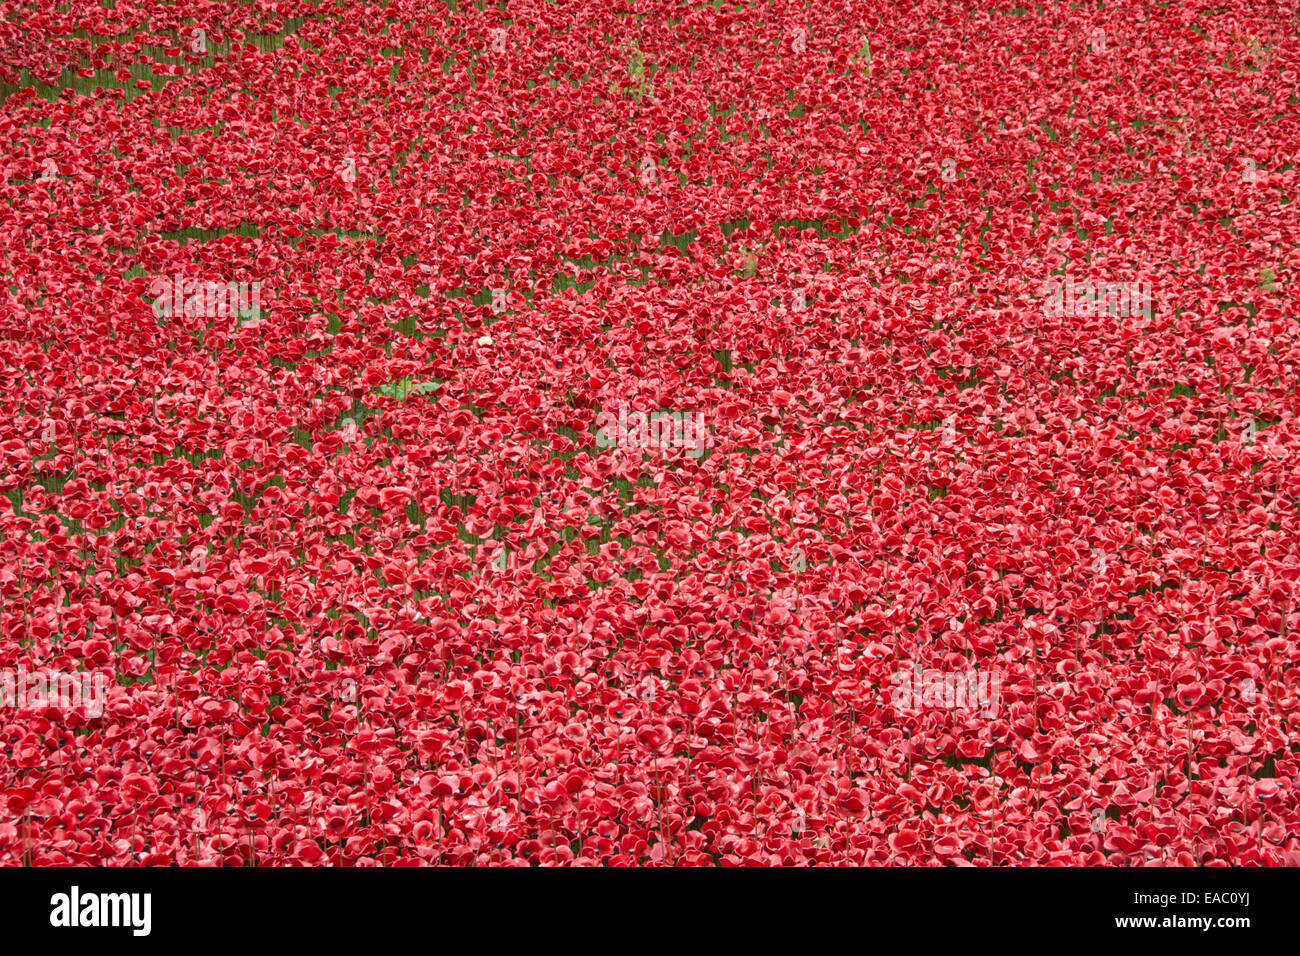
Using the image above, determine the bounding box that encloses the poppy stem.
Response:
[219,730,226,865]
[1257,791,1263,856]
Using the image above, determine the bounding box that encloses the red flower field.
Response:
[1,0,1298,865]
